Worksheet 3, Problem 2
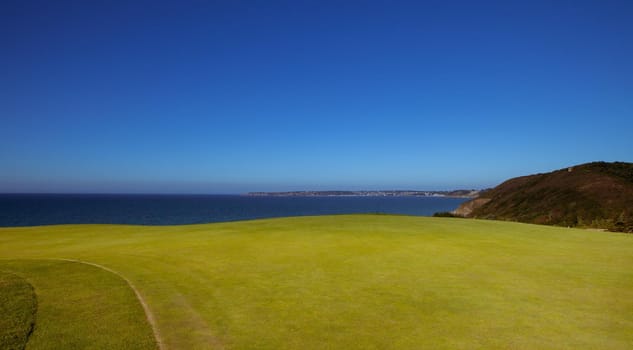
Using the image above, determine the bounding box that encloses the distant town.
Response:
[246,190,481,198]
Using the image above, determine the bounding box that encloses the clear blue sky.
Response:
[2,0,632,193]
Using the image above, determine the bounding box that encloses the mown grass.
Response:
[0,260,156,349]
[0,271,36,350]
[1,215,632,349]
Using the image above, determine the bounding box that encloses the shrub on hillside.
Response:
[433,212,462,218]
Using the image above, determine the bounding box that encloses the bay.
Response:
[0,194,468,227]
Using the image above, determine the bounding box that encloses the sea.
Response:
[0,194,468,227]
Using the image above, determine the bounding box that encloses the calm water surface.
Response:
[0,194,468,227]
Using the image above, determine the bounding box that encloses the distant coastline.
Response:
[246,190,480,198]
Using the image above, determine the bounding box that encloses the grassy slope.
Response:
[0,271,36,350]
[1,215,632,349]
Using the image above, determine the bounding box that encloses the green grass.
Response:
[0,271,36,350]
[0,260,156,349]
[1,215,632,349]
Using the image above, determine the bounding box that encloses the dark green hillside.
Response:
[455,162,633,232]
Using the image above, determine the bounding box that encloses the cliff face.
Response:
[452,198,490,217]
[455,162,633,232]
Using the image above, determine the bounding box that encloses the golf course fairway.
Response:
[1,215,632,349]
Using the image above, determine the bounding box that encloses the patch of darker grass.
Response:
[0,271,37,350]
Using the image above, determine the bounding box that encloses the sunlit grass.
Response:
[0,260,156,349]
[1,215,632,349]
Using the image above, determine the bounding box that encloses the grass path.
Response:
[57,258,165,350]
[0,259,157,349]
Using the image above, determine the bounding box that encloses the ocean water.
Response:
[0,194,468,227]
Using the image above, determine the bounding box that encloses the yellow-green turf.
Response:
[0,260,156,349]
[1,215,632,349]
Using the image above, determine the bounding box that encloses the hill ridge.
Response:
[454,161,633,232]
